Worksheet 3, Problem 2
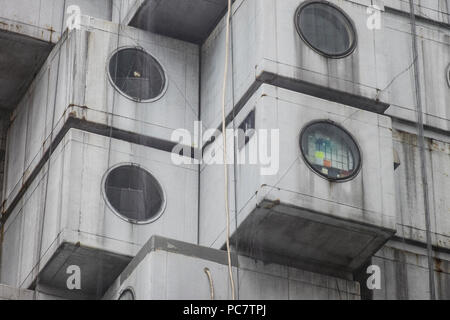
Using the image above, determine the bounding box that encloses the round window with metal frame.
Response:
[108,46,168,102]
[295,1,357,58]
[103,164,166,225]
[300,120,362,182]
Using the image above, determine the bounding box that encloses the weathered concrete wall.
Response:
[392,127,450,249]
[0,129,198,290]
[0,0,114,110]
[381,10,450,131]
[0,0,113,43]
[355,120,450,299]
[2,16,199,213]
[371,240,450,299]
[104,236,360,300]
[0,284,34,300]
[384,0,450,25]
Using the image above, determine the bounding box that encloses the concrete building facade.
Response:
[0,0,449,300]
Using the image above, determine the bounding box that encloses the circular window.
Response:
[295,1,357,58]
[300,121,361,181]
[108,47,167,102]
[104,164,166,224]
[118,288,135,300]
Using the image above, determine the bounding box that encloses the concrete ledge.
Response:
[118,236,239,286]
[34,242,132,300]
[104,235,361,300]
[128,0,231,43]
[0,29,54,109]
[231,200,396,280]
[0,284,34,300]
[259,72,390,115]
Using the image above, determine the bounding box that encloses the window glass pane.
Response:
[301,121,361,180]
[296,2,356,57]
[238,109,256,149]
[105,165,164,223]
[109,48,166,101]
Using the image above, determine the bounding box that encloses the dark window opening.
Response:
[295,1,357,58]
[105,165,164,223]
[109,47,166,102]
[238,109,256,149]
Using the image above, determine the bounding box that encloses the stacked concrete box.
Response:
[370,242,450,300]
[0,129,198,298]
[0,0,114,110]
[392,128,450,249]
[199,84,396,279]
[201,0,449,133]
[2,16,199,214]
[103,236,360,300]
[0,0,113,40]
[201,0,393,132]
[381,8,450,132]
[383,0,450,25]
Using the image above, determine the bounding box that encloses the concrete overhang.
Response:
[34,243,132,300]
[232,200,396,280]
[128,0,230,44]
[0,29,54,110]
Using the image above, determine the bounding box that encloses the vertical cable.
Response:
[408,0,436,300]
[229,2,240,300]
[197,41,202,246]
[221,0,236,301]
